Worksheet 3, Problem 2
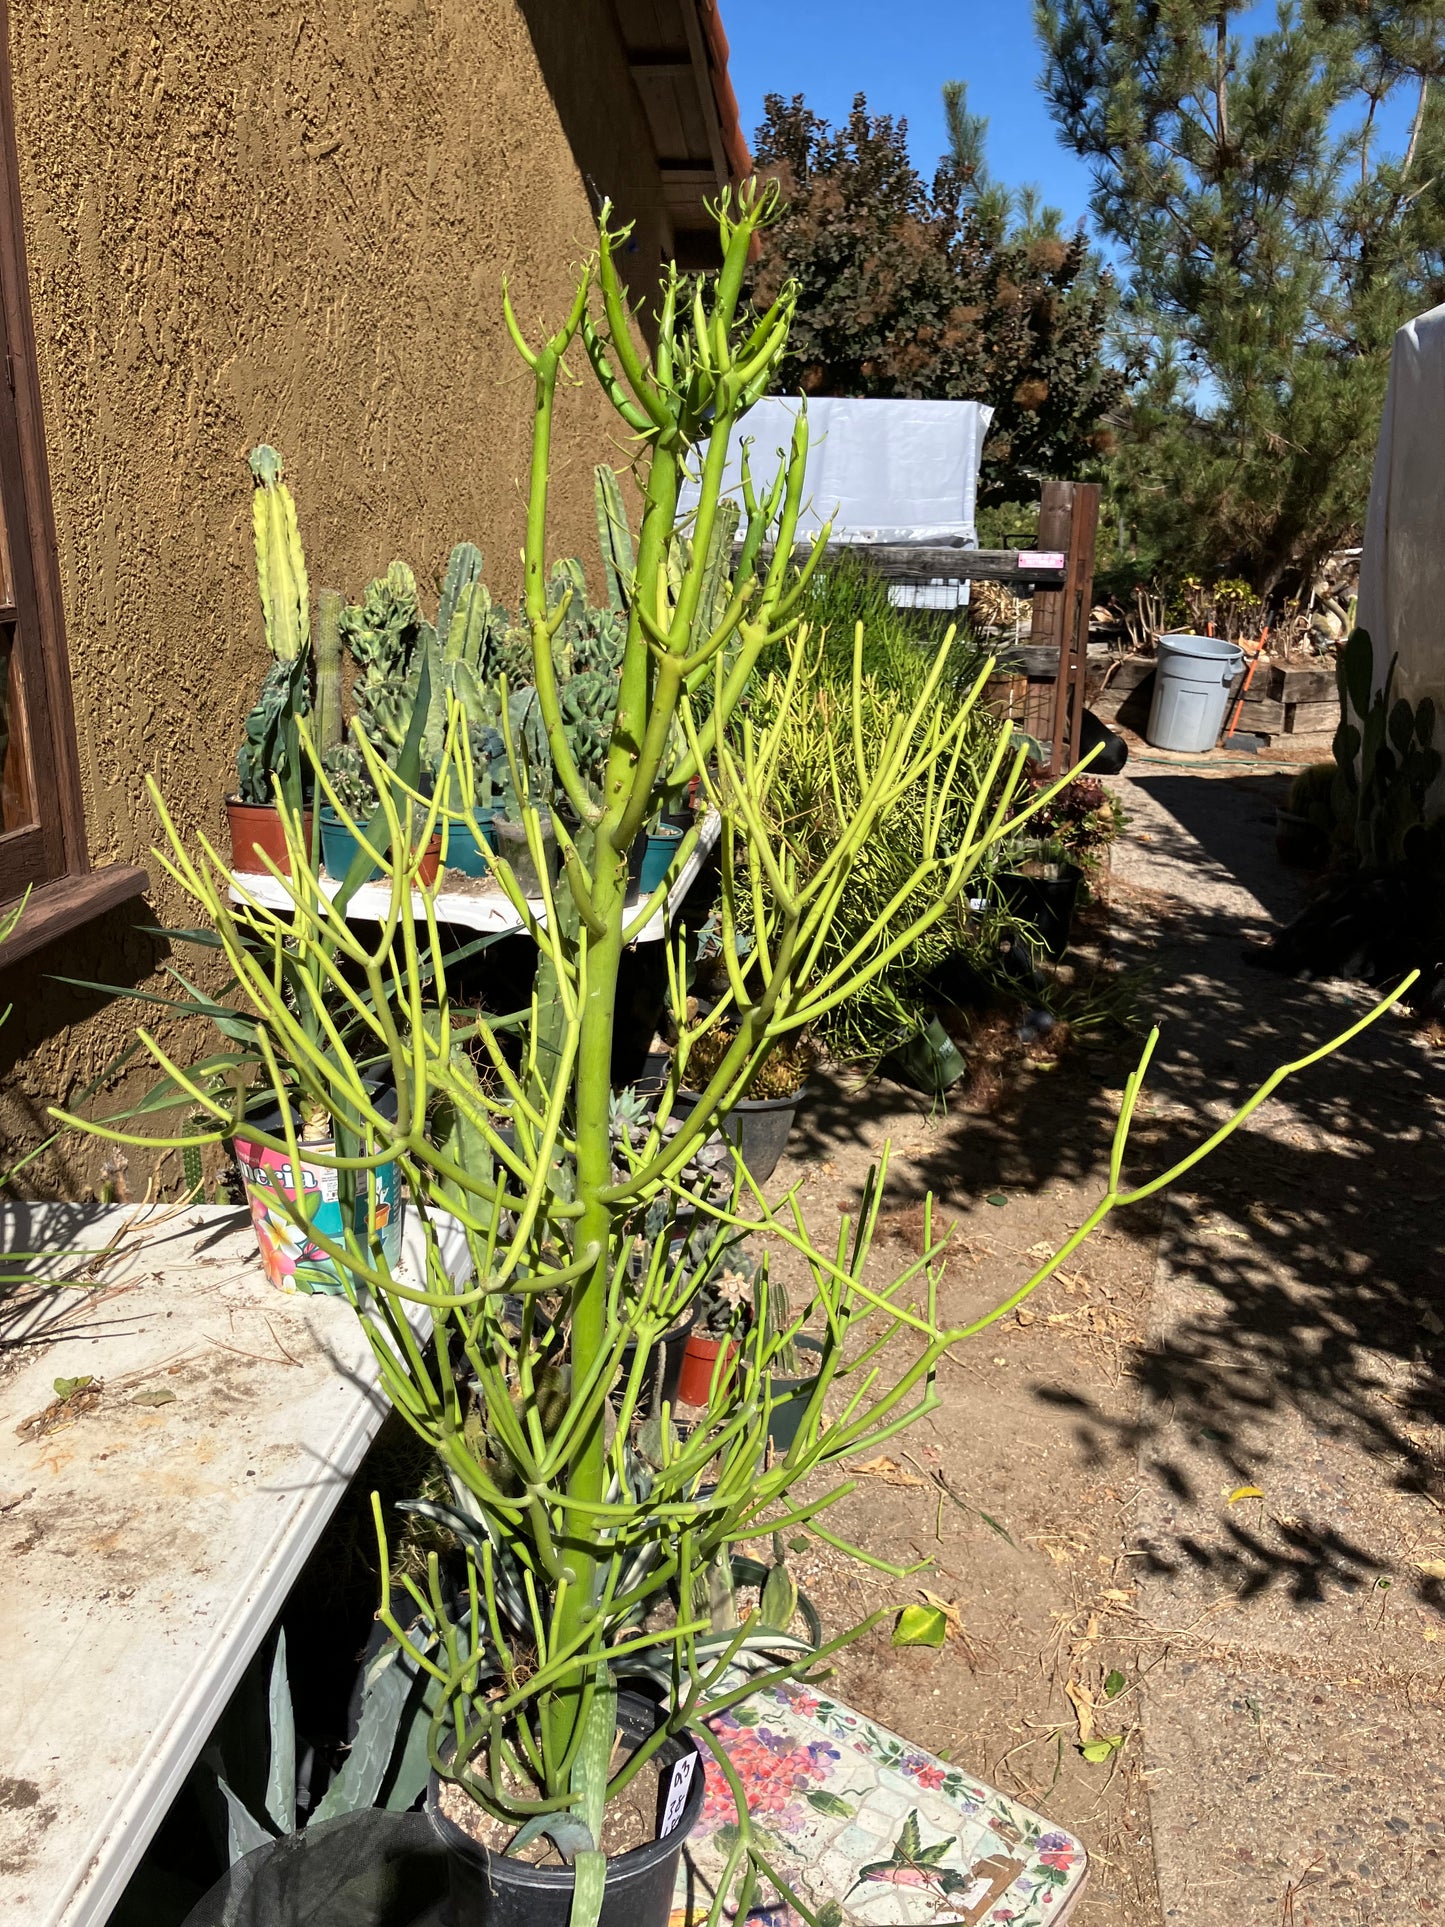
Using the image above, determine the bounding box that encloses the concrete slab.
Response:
[0,1203,425,1927]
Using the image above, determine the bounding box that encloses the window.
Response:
[0,18,144,960]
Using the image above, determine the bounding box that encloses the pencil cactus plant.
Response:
[65,186,1412,1924]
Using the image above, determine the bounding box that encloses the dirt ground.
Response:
[755,759,1445,1926]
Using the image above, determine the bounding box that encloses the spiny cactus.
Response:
[248,446,309,664]
[340,561,423,755]
[1333,627,1441,868]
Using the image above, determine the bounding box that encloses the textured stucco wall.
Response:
[0,0,652,1194]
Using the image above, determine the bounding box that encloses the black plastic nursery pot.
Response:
[616,1302,698,1412]
[994,861,1083,962]
[428,1692,705,1927]
[670,1084,803,1185]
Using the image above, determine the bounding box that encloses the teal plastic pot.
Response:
[319,808,440,886]
[440,814,497,876]
[630,823,685,896]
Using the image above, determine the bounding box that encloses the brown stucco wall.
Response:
[0,0,657,1195]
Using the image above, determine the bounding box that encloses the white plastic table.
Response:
[0,1203,427,1927]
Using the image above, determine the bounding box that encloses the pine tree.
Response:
[1038,0,1445,592]
[745,90,1122,507]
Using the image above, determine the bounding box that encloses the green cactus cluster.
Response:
[1332,627,1441,868]
[237,456,740,827]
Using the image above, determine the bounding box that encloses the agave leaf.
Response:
[214,1772,276,1866]
[264,1631,296,1836]
[310,1641,413,1824]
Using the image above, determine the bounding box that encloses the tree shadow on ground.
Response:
[798,767,1445,1616]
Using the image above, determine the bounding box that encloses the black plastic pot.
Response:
[994,862,1083,961]
[428,1692,704,1927]
[616,1303,698,1412]
[767,1333,825,1454]
[671,1085,803,1185]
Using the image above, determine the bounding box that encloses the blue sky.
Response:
[718,0,1419,238]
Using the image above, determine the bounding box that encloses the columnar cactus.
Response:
[248,446,309,663]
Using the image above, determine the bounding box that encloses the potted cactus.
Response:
[61,188,1405,1927]
[226,446,320,875]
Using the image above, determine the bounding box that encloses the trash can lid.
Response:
[1158,631,1245,665]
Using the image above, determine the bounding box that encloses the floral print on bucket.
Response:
[672,1681,1086,1925]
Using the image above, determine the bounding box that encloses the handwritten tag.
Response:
[658,1752,697,1837]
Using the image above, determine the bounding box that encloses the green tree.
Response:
[745,90,1122,506]
[1038,0,1445,592]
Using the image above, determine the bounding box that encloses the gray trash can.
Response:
[1145,633,1245,751]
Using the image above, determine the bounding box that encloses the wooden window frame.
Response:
[0,2,145,965]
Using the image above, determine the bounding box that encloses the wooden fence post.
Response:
[1039,482,1100,775]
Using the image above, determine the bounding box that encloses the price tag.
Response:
[1017,550,1066,570]
[658,1752,697,1837]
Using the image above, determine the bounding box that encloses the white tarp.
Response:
[680,396,993,609]
[1356,301,1445,809]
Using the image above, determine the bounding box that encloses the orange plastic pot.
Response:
[226,798,314,877]
[676,1331,738,1407]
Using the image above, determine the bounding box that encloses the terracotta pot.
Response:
[226,797,314,877]
[676,1330,739,1406]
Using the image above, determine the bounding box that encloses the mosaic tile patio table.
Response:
[673,1681,1088,1926]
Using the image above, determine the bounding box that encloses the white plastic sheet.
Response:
[679,396,993,609]
[1356,302,1445,810]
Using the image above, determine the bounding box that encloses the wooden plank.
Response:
[758,542,1066,586]
[0,862,149,965]
[1266,663,1336,704]
[1048,482,1100,773]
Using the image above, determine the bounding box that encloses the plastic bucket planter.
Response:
[319,808,441,887]
[225,798,314,877]
[428,1692,705,1927]
[231,1090,403,1294]
[1145,633,1245,751]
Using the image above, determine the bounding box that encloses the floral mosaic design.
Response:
[672,1681,1086,1926]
